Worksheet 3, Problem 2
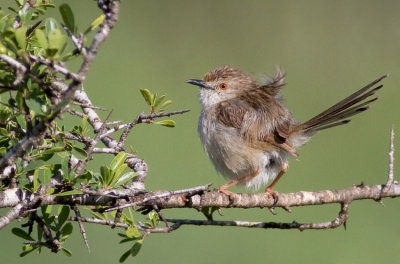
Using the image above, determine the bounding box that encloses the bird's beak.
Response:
[186,79,213,90]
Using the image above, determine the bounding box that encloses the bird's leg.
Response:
[265,163,289,199]
[218,168,262,197]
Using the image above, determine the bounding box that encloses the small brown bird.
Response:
[186,66,387,197]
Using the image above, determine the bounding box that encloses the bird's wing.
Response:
[216,85,298,157]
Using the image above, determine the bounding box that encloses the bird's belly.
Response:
[199,121,286,190]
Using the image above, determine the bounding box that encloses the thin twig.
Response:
[383,126,395,193]
[13,2,31,29]
[92,147,118,154]
[164,203,349,231]
[28,55,81,81]
[0,54,27,85]
[105,120,123,126]
[72,101,106,110]
[61,23,84,53]
[67,109,87,118]
[73,205,90,252]
[104,183,211,212]
[100,123,130,139]
[74,110,114,176]
[32,213,62,252]
[68,216,179,233]
[116,110,190,148]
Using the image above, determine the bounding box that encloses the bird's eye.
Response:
[218,83,228,90]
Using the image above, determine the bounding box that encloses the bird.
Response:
[186,66,387,197]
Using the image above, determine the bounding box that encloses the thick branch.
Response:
[1,182,399,211]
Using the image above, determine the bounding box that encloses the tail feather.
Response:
[294,75,387,133]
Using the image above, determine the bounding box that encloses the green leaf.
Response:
[15,114,26,130]
[42,167,51,184]
[84,14,105,35]
[159,99,172,110]
[8,7,18,14]
[33,169,40,192]
[130,240,143,257]
[45,48,58,57]
[47,29,66,54]
[35,29,48,49]
[119,238,135,244]
[12,228,35,241]
[16,90,24,111]
[46,187,55,195]
[119,249,131,263]
[110,152,128,172]
[25,96,43,115]
[72,146,87,160]
[139,89,154,106]
[126,225,141,239]
[41,205,53,225]
[0,147,6,157]
[20,244,36,257]
[61,247,72,257]
[37,223,43,242]
[113,163,127,178]
[153,95,166,108]
[41,204,52,217]
[148,211,158,227]
[76,170,93,183]
[89,211,106,220]
[100,165,111,185]
[114,172,137,187]
[32,146,65,161]
[22,159,46,172]
[40,146,65,155]
[44,18,58,35]
[4,36,18,54]
[61,222,73,238]
[59,3,75,33]
[109,164,128,187]
[155,120,176,128]
[118,233,128,238]
[15,0,24,7]
[0,127,8,136]
[81,115,88,135]
[58,205,70,227]
[54,190,83,197]
[15,26,27,49]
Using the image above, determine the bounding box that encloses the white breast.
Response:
[198,108,289,191]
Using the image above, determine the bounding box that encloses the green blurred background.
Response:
[2,0,400,263]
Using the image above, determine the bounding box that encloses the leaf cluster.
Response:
[0,1,186,262]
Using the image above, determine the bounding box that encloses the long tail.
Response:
[293,74,388,133]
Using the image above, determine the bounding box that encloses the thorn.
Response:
[282,206,292,213]
[268,207,277,215]
[376,199,385,206]
[355,181,365,188]
[217,208,223,216]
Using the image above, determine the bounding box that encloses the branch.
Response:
[115,110,190,147]
[1,182,399,211]
[68,216,179,233]
[383,126,395,193]
[65,86,149,189]
[167,203,349,231]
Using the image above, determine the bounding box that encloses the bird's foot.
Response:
[217,186,237,199]
[265,187,279,205]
